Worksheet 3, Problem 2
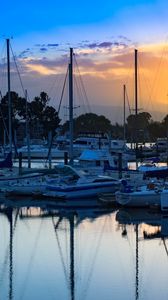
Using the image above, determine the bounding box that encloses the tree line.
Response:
[0,91,167,143]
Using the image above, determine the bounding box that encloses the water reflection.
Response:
[116,207,168,300]
[1,200,168,299]
[0,198,116,300]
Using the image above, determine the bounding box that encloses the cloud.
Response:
[47,43,59,47]
[85,38,130,50]
[118,35,132,43]
[88,42,113,48]
[6,38,168,117]
[18,49,33,58]
[40,47,48,52]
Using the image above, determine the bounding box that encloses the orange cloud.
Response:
[19,41,168,118]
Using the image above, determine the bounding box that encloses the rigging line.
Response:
[76,61,91,113]
[74,55,91,113]
[162,238,168,257]
[137,66,143,111]
[44,67,68,164]
[122,49,135,108]
[141,42,168,102]
[58,66,68,115]
[80,216,108,300]
[73,65,86,113]
[51,216,69,286]
[1,58,7,97]
[0,91,10,139]
[0,208,19,287]
[10,44,30,101]
[47,54,69,99]
[138,56,153,111]
[47,71,63,98]
[19,218,44,300]
[0,42,6,60]
[73,75,86,115]
[125,87,132,115]
[0,43,6,92]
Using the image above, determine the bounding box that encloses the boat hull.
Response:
[115,189,162,207]
[46,181,120,199]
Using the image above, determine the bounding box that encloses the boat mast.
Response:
[7,39,12,153]
[69,214,75,300]
[135,49,138,166]
[6,208,14,300]
[69,48,74,165]
[25,89,31,168]
[135,224,139,300]
[123,84,126,141]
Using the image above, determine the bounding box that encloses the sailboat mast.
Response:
[7,39,12,153]
[69,214,75,300]
[25,89,31,168]
[69,48,73,165]
[135,49,138,155]
[135,224,139,300]
[8,208,13,300]
[123,84,126,141]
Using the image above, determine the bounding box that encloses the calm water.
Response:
[0,198,168,300]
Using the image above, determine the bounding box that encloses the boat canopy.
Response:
[79,149,111,161]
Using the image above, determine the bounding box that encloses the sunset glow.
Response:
[0,0,168,122]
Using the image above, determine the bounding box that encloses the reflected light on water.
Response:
[0,203,168,299]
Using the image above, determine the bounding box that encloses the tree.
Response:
[148,121,163,140]
[61,113,112,137]
[162,115,168,136]
[126,111,152,142]
[28,92,60,138]
[0,91,26,143]
[0,91,60,143]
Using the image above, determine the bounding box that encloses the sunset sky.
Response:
[0,0,168,123]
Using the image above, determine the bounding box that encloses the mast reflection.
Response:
[116,207,168,300]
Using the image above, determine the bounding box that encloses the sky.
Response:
[0,0,168,123]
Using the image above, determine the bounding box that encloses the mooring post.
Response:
[64,151,68,165]
[19,152,22,175]
[118,152,122,179]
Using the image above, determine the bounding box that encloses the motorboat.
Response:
[115,181,168,207]
[2,164,119,199]
[40,165,121,200]
[17,144,66,159]
[76,149,128,175]
[75,149,146,186]
[43,178,121,200]
[153,138,168,153]
[139,162,168,179]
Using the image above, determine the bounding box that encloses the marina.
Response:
[0,6,168,298]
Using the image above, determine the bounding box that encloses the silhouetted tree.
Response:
[0,91,60,143]
[61,113,112,137]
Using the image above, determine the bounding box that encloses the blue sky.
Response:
[2,0,167,45]
[0,0,168,122]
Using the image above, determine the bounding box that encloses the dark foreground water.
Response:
[0,198,168,300]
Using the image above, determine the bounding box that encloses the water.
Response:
[1,198,168,300]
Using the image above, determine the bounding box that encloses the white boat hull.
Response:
[115,189,163,207]
[5,185,47,197]
[46,181,120,199]
[20,150,65,159]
